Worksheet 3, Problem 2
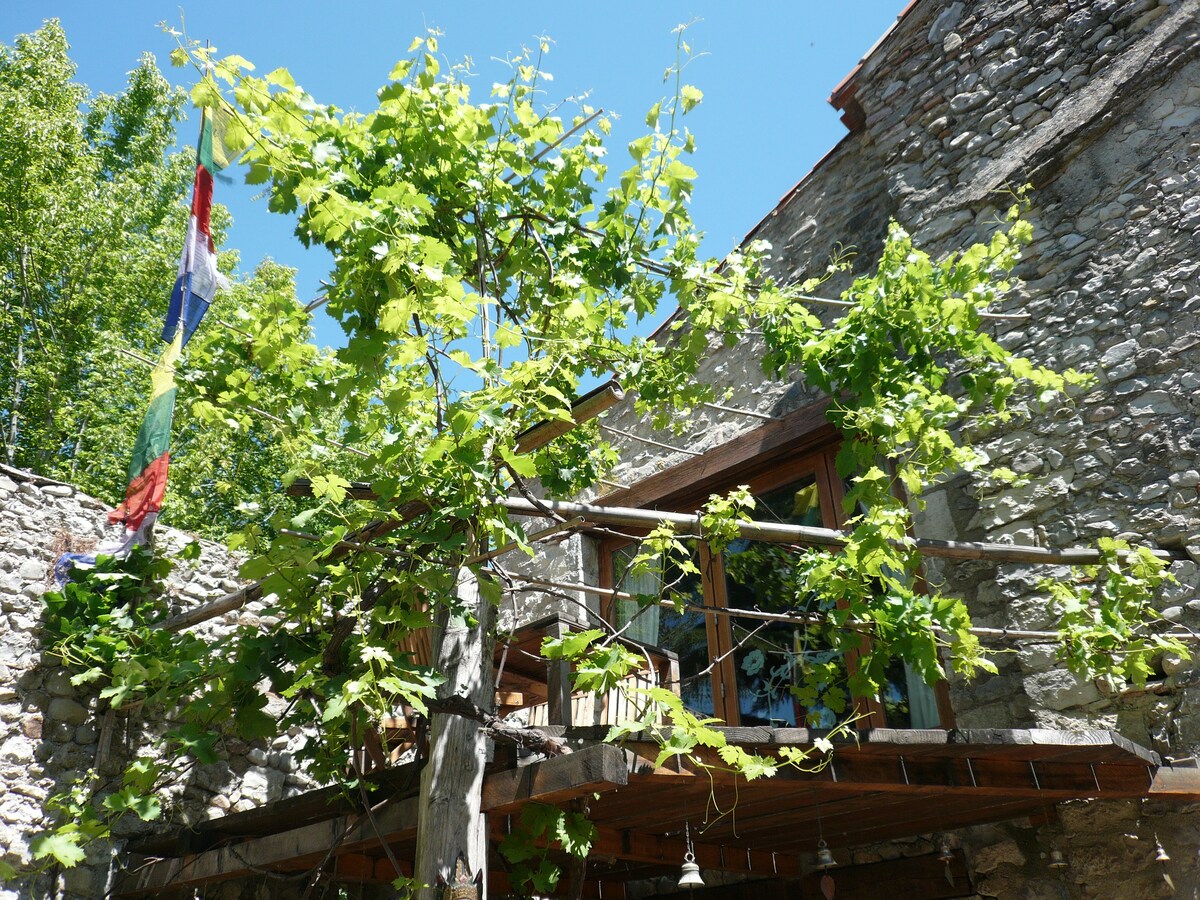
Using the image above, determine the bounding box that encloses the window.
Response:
[598,407,946,729]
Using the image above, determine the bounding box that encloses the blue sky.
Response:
[4,2,905,346]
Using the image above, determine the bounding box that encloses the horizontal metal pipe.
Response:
[499,497,1185,565]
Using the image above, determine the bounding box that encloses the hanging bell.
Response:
[678,852,705,890]
[936,833,956,888]
[1048,848,1068,870]
[815,839,837,870]
[936,834,954,864]
[1154,839,1171,864]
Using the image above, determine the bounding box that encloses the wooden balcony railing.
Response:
[352,614,680,772]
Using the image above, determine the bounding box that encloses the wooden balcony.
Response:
[118,726,1200,899]
[354,614,680,771]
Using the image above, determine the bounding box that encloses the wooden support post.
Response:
[546,618,573,727]
[415,566,497,900]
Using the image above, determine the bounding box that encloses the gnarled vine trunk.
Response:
[415,565,496,900]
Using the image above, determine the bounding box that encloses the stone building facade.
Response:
[3,0,1200,897]
[585,0,1200,896]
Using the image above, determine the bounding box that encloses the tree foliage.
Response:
[0,21,321,538]
[157,33,745,795]
[166,25,1182,803]
[0,22,188,484]
[167,259,358,537]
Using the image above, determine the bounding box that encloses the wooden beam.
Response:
[126,760,428,857]
[1149,764,1200,796]
[656,787,926,848]
[515,380,625,454]
[591,784,1052,856]
[496,690,525,708]
[584,826,802,877]
[614,740,1158,800]
[115,746,631,896]
[809,726,1158,765]
[815,797,1053,851]
[486,819,796,877]
[597,399,836,511]
[544,725,1160,767]
[282,447,1159,577]
[116,797,422,896]
[483,744,631,812]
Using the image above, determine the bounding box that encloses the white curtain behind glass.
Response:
[905,663,941,728]
[612,544,661,646]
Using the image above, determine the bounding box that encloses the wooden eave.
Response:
[596,398,836,512]
[114,726,1200,897]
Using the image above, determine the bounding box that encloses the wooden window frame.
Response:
[597,400,954,728]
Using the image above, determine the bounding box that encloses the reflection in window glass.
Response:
[882,658,911,727]
[724,476,843,726]
[608,471,941,728]
[611,546,713,718]
[658,606,714,717]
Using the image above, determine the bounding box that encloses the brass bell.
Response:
[815,839,837,870]
[1048,848,1068,869]
[678,852,705,890]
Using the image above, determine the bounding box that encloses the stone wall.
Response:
[0,466,313,899]
[834,0,1200,747]
[589,0,1200,895]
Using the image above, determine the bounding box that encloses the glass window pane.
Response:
[606,463,944,729]
[611,545,714,718]
[723,473,940,728]
[658,606,714,717]
[611,544,662,647]
[724,475,842,726]
[881,658,912,728]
